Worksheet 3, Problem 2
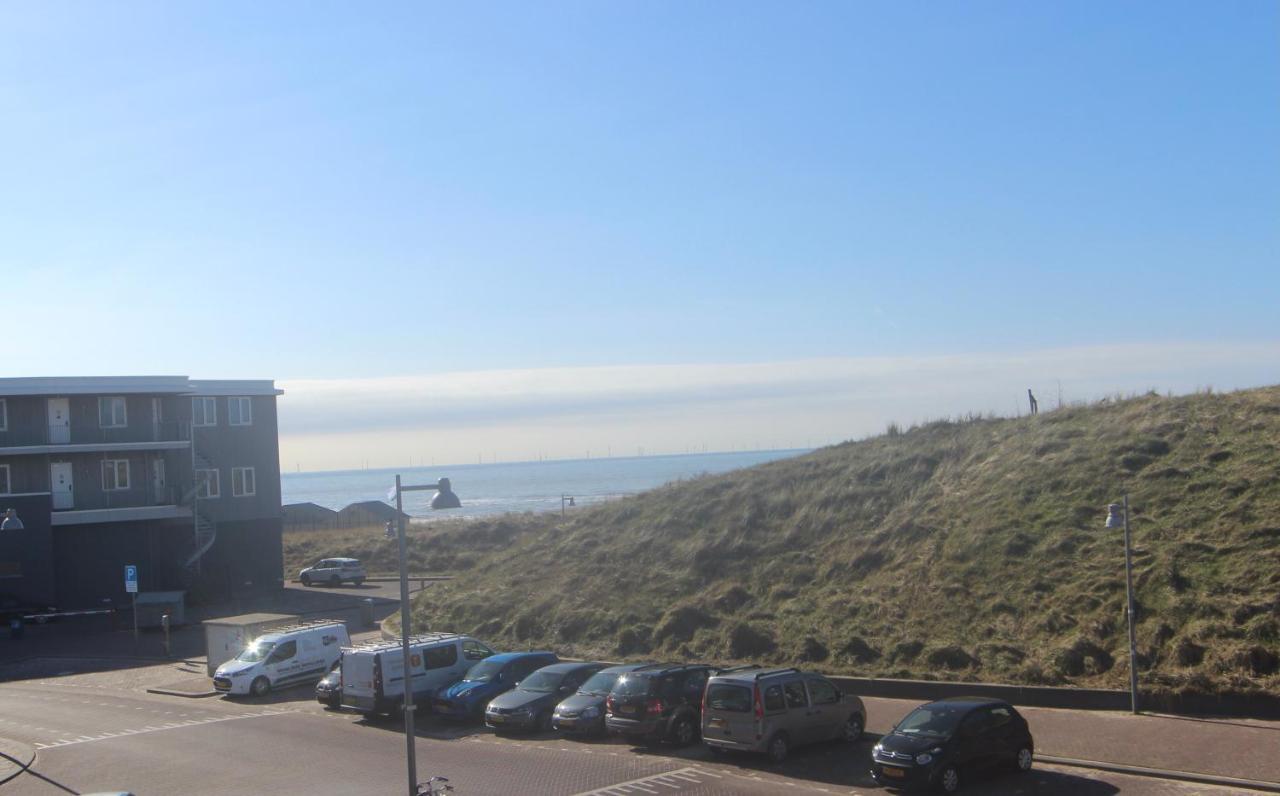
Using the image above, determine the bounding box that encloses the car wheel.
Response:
[939,764,960,793]
[671,717,697,746]
[1015,746,1034,772]
[301,574,312,586]
[329,575,341,587]
[250,676,271,697]
[352,577,365,586]
[843,713,864,743]
[766,732,789,764]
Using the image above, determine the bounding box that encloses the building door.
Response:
[51,462,74,509]
[152,458,167,504]
[48,397,71,444]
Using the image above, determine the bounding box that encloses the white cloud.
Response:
[277,341,1280,471]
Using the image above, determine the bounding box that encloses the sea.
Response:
[281,449,807,522]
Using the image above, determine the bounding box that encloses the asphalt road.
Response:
[0,665,1260,796]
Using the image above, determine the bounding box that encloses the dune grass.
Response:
[285,386,1280,696]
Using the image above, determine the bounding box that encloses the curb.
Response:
[144,686,220,699]
[0,739,36,786]
[1040,754,1280,793]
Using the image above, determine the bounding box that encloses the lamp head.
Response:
[431,478,461,510]
[1105,503,1124,529]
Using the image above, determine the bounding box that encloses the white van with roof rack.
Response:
[213,620,350,697]
[340,633,496,715]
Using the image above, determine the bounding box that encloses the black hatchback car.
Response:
[870,697,1034,793]
[604,663,715,746]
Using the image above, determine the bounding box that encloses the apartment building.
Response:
[0,376,284,610]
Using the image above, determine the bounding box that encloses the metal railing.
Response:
[0,420,191,448]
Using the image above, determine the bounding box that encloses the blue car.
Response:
[432,651,559,720]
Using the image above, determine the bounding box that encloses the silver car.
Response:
[299,558,366,587]
[701,666,865,763]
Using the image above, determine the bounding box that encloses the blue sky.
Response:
[2,2,1277,468]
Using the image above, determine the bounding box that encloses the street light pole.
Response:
[1107,496,1140,715]
[1121,495,1139,715]
[388,474,462,796]
[393,474,417,796]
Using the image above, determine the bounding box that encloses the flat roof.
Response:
[0,376,281,397]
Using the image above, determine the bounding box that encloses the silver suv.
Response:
[299,557,366,587]
[701,666,865,763]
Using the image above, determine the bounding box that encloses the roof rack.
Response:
[258,618,347,636]
[716,663,763,674]
[750,667,802,680]
[343,632,466,652]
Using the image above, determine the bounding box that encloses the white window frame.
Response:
[0,463,10,494]
[195,468,220,499]
[102,459,130,491]
[232,466,256,497]
[0,398,7,431]
[192,397,217,427]
[99,396,128,428]
[228,397,253,426]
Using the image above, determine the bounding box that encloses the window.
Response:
[228,397,252,426]
[706,684,752,712]
[783,680,809,709]
[232,466,256,497]
[424,644,459,670]
[269,641,297,663]
[102,459,130,491]
[0,398,7,431]
[98,397,127,428]
[989,706,1012,728]
[196,468,220,498]
[807,678,839,705]
[763,684,786,712]
[463,640,492,661]
[192,397,217,427]
[0,464,10,494]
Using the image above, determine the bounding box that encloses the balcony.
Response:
[50,483,194,526]
[0,421,192,455]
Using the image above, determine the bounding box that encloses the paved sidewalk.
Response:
[864,696,1280,789]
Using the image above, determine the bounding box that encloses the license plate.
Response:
[620,705,637,715]
[707,717,726,729]
[882,767,906,779]
[489,715,504,723]
[557,718,576,726]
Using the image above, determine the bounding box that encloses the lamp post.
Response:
[560,494,575,517]
[1106,497,1140,714]
[388,475,461,796]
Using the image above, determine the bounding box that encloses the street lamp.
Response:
[1106,497,1140,715]
[560,494,575,516]
[387,475,461,796]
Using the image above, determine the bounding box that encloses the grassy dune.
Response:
[285,386,1280,696]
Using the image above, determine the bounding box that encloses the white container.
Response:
[203,612,300,676]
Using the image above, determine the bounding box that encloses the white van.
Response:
[341,632,495,716]
[213,620,350,697]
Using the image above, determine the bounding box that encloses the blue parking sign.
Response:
[125,564,138,594]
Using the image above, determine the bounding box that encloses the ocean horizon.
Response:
[281,449,809,521]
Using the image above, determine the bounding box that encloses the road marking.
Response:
[33,709,291,750]
[571,767,712,796]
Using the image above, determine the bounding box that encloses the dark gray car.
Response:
[552,663,653,736]
[484,661,605,732]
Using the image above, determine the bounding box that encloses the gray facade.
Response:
[0,377,284,609]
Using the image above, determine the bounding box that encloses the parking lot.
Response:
[0,657,1264,795]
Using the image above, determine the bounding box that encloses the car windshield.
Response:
[464,661,504,682]
[236,641,275,663]
[896,705,965,739]
[579,671,621,695]
[611,674,653,697]
[518,671,563,693]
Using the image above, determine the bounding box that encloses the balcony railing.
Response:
[53,483,186,512]
[0,421,191,449]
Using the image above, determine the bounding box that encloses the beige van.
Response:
[701,666,865,763]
